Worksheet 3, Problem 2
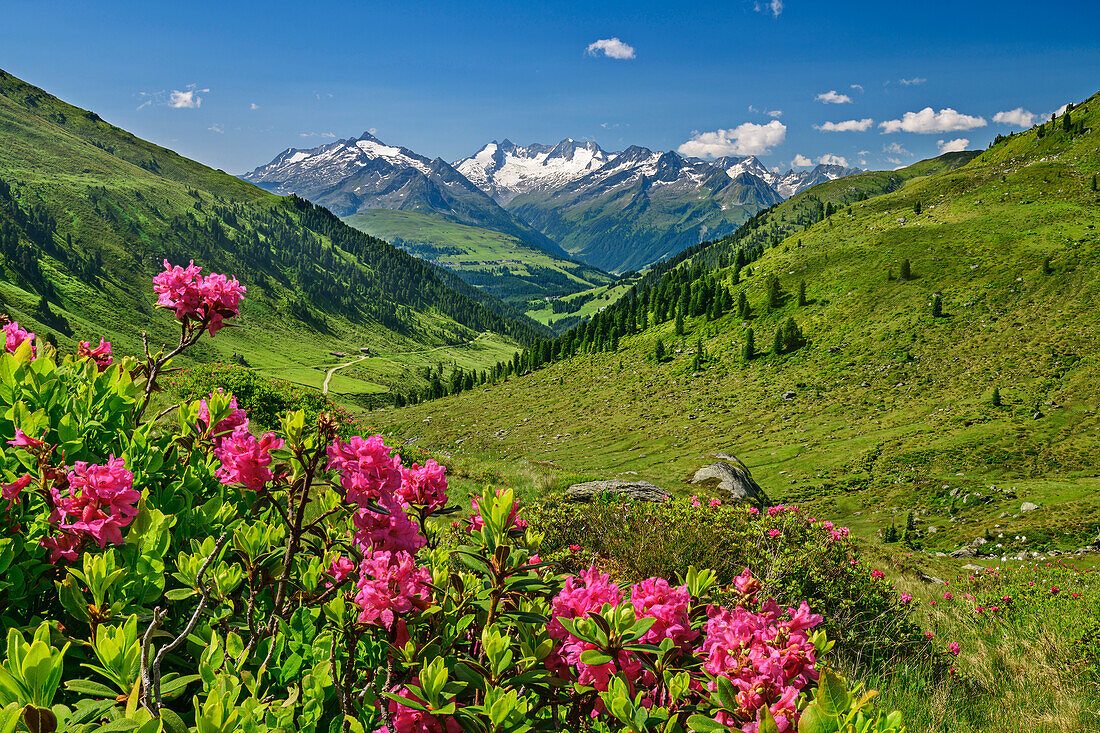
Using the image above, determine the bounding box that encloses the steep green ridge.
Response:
[375,93,1100,556]
[0,68,545,401]
[342,209,614,308]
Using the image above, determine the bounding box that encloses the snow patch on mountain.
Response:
[454,139,613,204]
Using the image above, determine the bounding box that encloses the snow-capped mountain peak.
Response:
[454,138,613,204]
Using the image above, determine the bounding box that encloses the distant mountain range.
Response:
[240,132,566,258]
[243,134,862,273]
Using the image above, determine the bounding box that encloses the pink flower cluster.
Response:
[399,459,448,512]
[77,340,112,371]
[548,568,697,695]
[43,457,140,562]
[325,435,448,629]
[152,260,245,336]
[353,550,433,629]
[701,597,823,732]
[215,431,283,490]
[327,435,403,505]
[3,322,34,356]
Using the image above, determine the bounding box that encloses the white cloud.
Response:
[791,154,813,167]
[586,37,635,60]
[899,77,927,86]
[1053,103,1069,117]
[207,123,224,134]
[766,109,783,118]
[677,120,786,158]
[298,131,337,138]
[168,88,206,109]
[992,108,1034,126]
[886,157,904,166]
[857,150,870,155]
[880,107,987,133]
[753,0,784,17]
[250,102,260,110]
[817,154,848,166]
[815,118,873,132]
[937,138,969,153]
[816,90,852,104]
[883,141,911,156]
[851,84,864,93]
[747,104,759,113]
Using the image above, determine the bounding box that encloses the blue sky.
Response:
[3,0,1098,174]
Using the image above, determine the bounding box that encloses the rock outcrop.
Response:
[566,480,668,503]
[691,455,769,505]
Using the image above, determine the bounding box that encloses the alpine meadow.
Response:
[0,3,1098,733]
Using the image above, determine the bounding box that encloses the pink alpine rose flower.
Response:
[1,474,32,509]
[53,457,140,550]
[77,340,113,371]
[352,492,426,555]
[353,550,433,629]
[327,435,403,506]
[40,532,82,564]
[2,321,35,356]
[214,429,283,490]
[152,260,245,335]
[8,429,47,452]
[398,459,448,512]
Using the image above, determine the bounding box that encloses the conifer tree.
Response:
[1092,174,1097,192]
[931,293,943,318]
[737,291,750,319]
[798,279,807,307]
[742,328,755,361]
[913,201,922,214]
[654,338,666,362]
[766,274,783,310]
[782,317,804,352]
[1043,257,1053,275]
[675,309,685,335]
[992,387,1001,407]
[899,259,911,281]
[773,327,783,356]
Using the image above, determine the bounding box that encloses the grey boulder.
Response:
[691,456,769,504]
[566,480,668,503]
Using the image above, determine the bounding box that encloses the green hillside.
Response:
[374,93,1100,556]
[0,68,545,403]
[342,209,614,308]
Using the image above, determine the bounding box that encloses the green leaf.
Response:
[0,704,21,733]
[63,679,118,698]
[578,650,614,666]
[757,706,780,733]
[796,703,828,733]
[817,669,851,717]
[159,708,189,733]
[686,713,727,732]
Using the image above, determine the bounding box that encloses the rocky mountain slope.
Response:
[505,146,785,272]
[242,132,565,257]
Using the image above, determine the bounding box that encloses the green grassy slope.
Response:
[0,68,542,402]
[342,210,614,308]
[374,92,1100,555]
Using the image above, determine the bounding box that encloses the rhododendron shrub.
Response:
[0,264,907,733]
